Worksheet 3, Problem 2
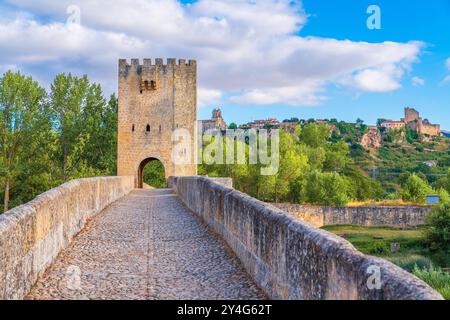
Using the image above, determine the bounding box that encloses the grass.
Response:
[322,224,450,299]
[322,225,424,253]
[347,199,431,207]
[386,254,433,271]
[412,267,450,300]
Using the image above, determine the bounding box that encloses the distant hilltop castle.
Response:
[199,108,227,133]
[380,107,441,137]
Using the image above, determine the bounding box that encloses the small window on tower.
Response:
[146,124,150,132]
[144,81,149,90]
[132,124,135,132]
[159,125,161,132]
[150,80,156,90]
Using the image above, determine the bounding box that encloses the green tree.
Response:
[49,73,109,181]
[228,123,238,130]
[80,94,118,175]
[271,131,308,202]
[344,167,383,201]
[301,171,350,206]
[0,71,48,212]
[424,199,450,253]
[323,140,351,172]
[401,174,434,204]
[143,160,166,188]
[377,118,388,127]
[405,128,419,144]
[299,123,330,148]
[434,169,450,194]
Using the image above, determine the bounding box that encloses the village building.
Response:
[379,107,440,137]
[199,108,227,133]
[240,118,280,130]
[380,121,406,130]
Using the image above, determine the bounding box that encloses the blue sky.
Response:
[200,0,450,128]
[0,0,449,128]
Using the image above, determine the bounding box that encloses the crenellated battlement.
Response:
[119,58,196,69]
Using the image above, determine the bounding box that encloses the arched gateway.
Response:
[137,157,165,189]
[117,58,198,188]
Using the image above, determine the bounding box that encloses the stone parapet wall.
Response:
[0,176,134,300]
[270,203,431,228]
[173,176,442,300]
[169,176,233,189]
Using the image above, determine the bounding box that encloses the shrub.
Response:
[387,254,433,272]
[350,143,365,158]
[368,241,389,255]
[401,174,434,204]
[415,145,424,152]
[303,171,350,206]
[424,200,450,253]
[406,129,419,144]
[412,266,450,300]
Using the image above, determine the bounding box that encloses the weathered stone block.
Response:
[173,176,443,300]
[271,203,431,228]
[0,176,134,300]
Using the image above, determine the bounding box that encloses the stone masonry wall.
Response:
[271,203,431,228]
[172,176,442,300]
[0,176,134,300]
[118,59,197,187]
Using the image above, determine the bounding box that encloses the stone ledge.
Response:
[0,176,134,300]
[172,176,443,300]
[271,203,432,228]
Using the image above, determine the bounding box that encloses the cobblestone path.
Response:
[26,189,265,300]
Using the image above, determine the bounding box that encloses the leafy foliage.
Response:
[401,174,434,204]
[412,266,450,299]
[200,122,384,205]
[0,71,49,211]
[424,200,450,253]
[368,241,389,255]
[0,71,117,213]
[143,160,166,188]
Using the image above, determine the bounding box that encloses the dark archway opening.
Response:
[138,158,166,189]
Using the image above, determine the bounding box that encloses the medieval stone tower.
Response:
[118,58,197,188]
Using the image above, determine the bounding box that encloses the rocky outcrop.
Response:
[171,176,442,300]
[361,126,382,149]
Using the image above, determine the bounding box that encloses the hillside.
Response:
[329,121,450,194]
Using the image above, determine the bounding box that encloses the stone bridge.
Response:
[0,176,443,300]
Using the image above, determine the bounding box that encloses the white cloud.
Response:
[0,0,424,107]
[230,81,326,106]
[441,75,450,85]
[339,65,404,92]
[198,88,223,107]
[411,76,425,87]
[446,57,450,71]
